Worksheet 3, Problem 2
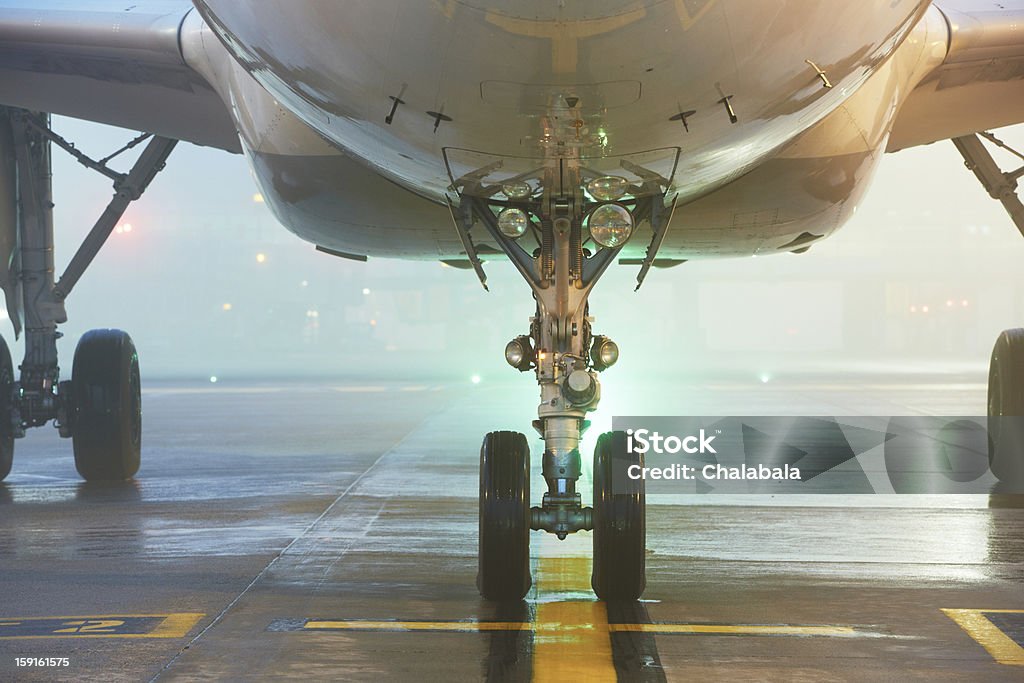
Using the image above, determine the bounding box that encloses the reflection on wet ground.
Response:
[0,376,1021,681]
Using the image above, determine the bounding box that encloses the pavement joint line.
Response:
[942,609,1024,666]
[147,412,441,682]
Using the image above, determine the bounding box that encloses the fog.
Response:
[12,117,1024,382]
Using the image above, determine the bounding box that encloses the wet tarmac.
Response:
[0,374,1022,681]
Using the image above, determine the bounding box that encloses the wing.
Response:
[0,0,239,152]
[889,0,1024,151]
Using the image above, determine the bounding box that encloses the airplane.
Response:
[0,0,1022,602]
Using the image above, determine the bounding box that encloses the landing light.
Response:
[587,176,629,201]
[498,208,529,239]
[588,204,634,248]
[502,182,532,200]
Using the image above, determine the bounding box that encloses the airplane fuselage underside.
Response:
[189,0,945,261]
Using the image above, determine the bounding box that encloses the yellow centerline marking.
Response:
[610,624,857,636]
[0,613,204,640]
[305,621,529,632]
[532,554,615,683]
[943,609,1024,666]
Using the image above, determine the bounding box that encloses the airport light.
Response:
[471,374,482,385]
[498,208,529,239]
[222,303,233,312]
[256,253,267,264]
[588,204,634,248]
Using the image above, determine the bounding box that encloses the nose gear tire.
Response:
[592,431,646,601]
[478,431,532,601]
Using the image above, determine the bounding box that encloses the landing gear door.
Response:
[0,113,22,339]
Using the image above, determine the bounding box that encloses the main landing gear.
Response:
[954,133,1024,487]
[0,108,175,482]
[450,157,676,601]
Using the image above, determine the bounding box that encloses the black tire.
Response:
[71,330,141,482]
[988,329,1024,485]
[592,431,646,601]
[478,431,531,601]
[0,334,14,482]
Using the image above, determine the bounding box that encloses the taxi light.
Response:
[587,176,629,201]
[498,208,530,239]
[502,182,532,200]
[588,204,634,248]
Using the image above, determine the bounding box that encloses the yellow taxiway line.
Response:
[532,556,615,683]
[943,609,1024,666]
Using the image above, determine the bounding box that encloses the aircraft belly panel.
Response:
[193,0,931,204]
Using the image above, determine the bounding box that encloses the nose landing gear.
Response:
[453,165,673,601]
